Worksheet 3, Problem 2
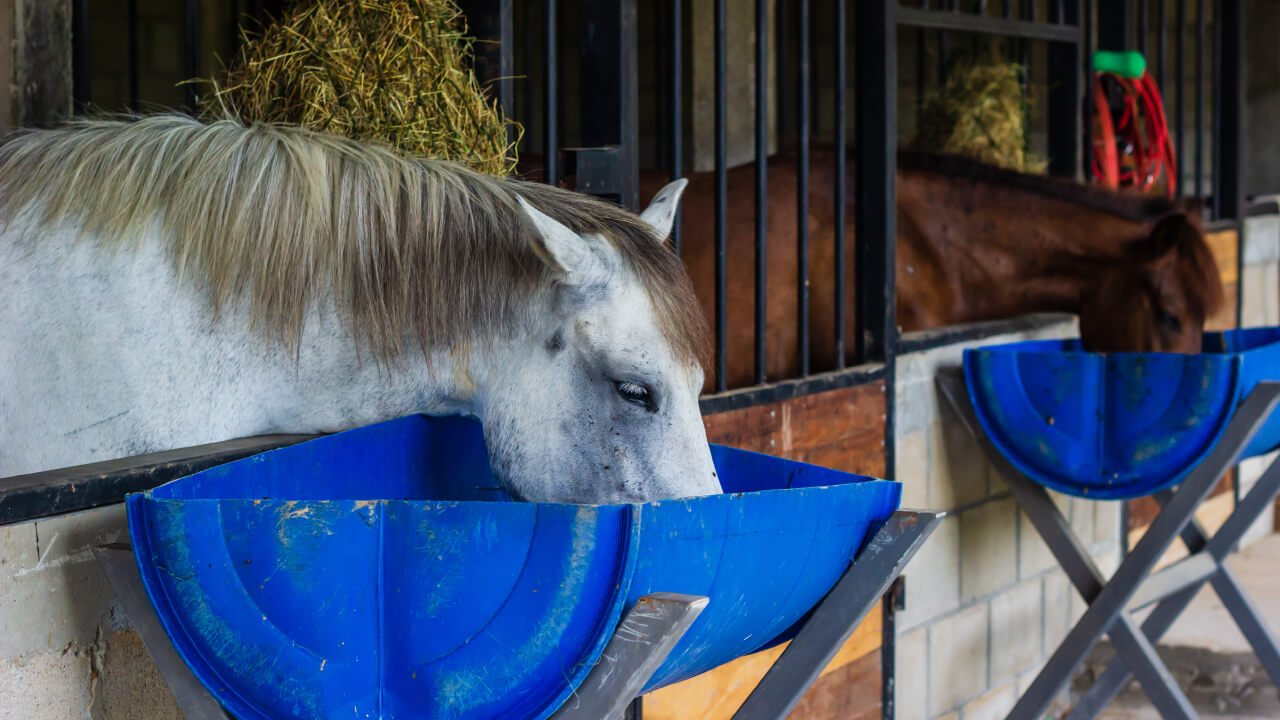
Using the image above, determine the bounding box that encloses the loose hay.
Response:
[914,54,1045,174]
[199,0,518,175]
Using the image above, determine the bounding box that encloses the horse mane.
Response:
[897,150,1185,223]
[0,115,708,366]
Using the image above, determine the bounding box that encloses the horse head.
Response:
[1078,209,1223,353]
[480,181,723,504]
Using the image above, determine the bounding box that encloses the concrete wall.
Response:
[893,315,1126,720]
[0,505,181,720]
[1236,208,1280,547]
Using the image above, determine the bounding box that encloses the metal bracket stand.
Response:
[939,371,1280,720]
[98,510,941,720]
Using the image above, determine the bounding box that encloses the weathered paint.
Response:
[964,327,1280,499]
[127,414,900,719]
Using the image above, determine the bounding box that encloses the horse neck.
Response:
[897,168,1150,322]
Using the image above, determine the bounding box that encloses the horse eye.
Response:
[1156,309,1182,333]
[614,381,655,410]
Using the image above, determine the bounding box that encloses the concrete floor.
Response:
[1069,533,1280,720]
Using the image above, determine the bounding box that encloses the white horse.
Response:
[0,115,721,503]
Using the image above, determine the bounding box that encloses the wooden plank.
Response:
[1206,228,1238,286]
[703,381,887,478]
[650,381,890,719]
[642,604,882,720]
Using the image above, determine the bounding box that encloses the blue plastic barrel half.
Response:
[126,415,900,720]
[963,327,1280,499]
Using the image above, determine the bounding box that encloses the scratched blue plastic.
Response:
[964,327,1280,500]
[126,415,900,720]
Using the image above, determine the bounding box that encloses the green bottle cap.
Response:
[1093,50,1147,79]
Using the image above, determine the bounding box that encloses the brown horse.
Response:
[645,150,1222,389]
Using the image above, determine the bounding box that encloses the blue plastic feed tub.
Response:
[964,326,1280,500]
[126,414,900,720]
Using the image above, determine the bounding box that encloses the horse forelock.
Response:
[0,115,708,367]
[1172,217,1225,320]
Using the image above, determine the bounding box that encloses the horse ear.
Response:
[639,179,689,242]
[516,195,606,286]
[1139,213,1194,261]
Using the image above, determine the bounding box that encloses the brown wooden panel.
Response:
[788,649,882,720]
[643,606,882,720]
[703,380,887,478]
[1206,229,1239,286]
[655,380,890,719]
[1206,281,1238,332]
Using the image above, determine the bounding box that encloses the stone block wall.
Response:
[893,315,1126,720]
[0,505,180,720]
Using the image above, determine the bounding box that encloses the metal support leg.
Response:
[1072,458,1280,716]
[939,374,1280,720]
[94,544,232,720]
[732,511,944,720]
[552,593,708,720]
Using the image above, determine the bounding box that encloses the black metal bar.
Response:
[1,436,315,526]
[1195,0,1204,200]
[897,7,1083,41]
[1083,0,1093,179]
[1175,0,1185,196]
[754,0,768,385]
[714,0,728,392]
[881,576,906,720]
[732,512,943,720]
[1158,0,1167,91]
[834,0,847,371]
[460,1,515,147]
[545,0,559,186]
[1098,0,1133,50]
[698,363,887,416]
[797,0,811,377]
[577,0,638,210]
[184,0,200,112]
[1217,0,1243,221]
[1138,0,1148,55]
[129,0,139,111]
[1047,1,1083,177]
[670,0,683,255]
[854,0,897,367]
[72,0,90,113]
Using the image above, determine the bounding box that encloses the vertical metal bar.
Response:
[854,0,897,366]
[1195,0,1204,200]
[1138,0,1148,56]
[797,0,811,377]
[184,0,200,112]
[72,0,90,114]
[881,577,906,720]
[670,0,683,255]
[714,0,728,392]
[1176,0,1185,196]
[1084,0,1094,179]
[1158,0,1167,91]
[1047,0,1083,177]
[545,0,559,186]
[1099,0,1133,50]
[128,0,140,111]
[754,0,768,385]
[578,0,639,210]
[461,1,515,147]
[834,0,847,370]
[1216,0,1243,221]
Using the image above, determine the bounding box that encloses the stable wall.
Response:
[892,315,1125,720]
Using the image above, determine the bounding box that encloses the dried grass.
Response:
[914,54,1045,174]
[197,0,518,175]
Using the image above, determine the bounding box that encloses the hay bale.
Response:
[913,55,1044,174]
[200,0,518,175]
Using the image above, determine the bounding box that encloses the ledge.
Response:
[0,435,317,526]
